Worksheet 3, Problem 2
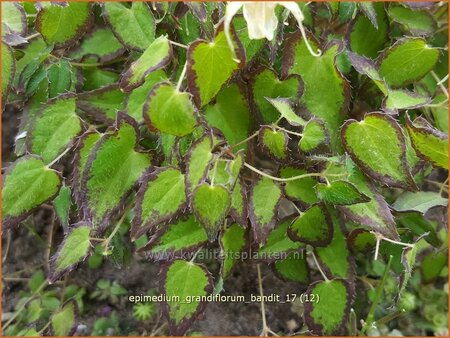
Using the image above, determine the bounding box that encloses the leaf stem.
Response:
[176,61,188,92]
[169,40,188,49]
[47,145,73,167]
[360,255,393,335]
[431,71,449,99]
[274,125,303,137]
[310,249,329,282]
[370,231,415,250]
[229,131,259,149]
[102,204,132,251]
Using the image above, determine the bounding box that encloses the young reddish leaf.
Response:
[143,82,197,137]
[49,223,91,282]
[119,36,172,92]
[405,115,448,169]
[35,2,93,48]
[132,167,187,239]
[258,126,289,161]
[288,204,333,247]
[2,156,62,229]
[192,183,231,241]
[249,177,282,244]
[220,223,247,278]
[160,260,214,335]
[81,114,151,232]
[341,113,417,190]
[187,26,244,108]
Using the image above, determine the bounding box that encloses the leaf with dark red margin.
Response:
[80,113,151,233]
[160,260,214,336]
[405,115,448,169]
[347,228,376,254]
[347,51,381,81]
[230,178,248,227]
[314,180,370,205]
[341,113,417,190]
[249,177,282,244]
[220,223,247,278]
[304,278,354,335]
[132,167,188,240]
[272,252,310,285]
[258,126,289,161]
[382,89,431,114]
[49,300,78,336]
[1,42,15,104]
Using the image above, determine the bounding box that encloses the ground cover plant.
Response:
[1,1,449,336]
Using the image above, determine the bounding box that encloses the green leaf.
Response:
[397,211,440,247]
[392,191,448,214]
[266,97,306,126]
[347,51,382,82]
[383,89,431,114]
[406,115,448,169]
[77,84,126,123]
[283,39,348,149]
[2,156,62,229]
[139,216,208,259]
[378,38,440,88]
[259,127,288,160]
[280,167,318,204]
[204,84,251,150]
[348,3,388,58]
[81,68,119,91]
[51,301,76,336]
[387,5,436,36]
[35,2,92,48]
[341,113,416,190]
[2,2,26,36]
[126,69,167,123]
[421,250,447,283]
[70,27,125,62]
[185,134,221,192]
[103,2,155,51]
[143,82,197,137]
[274,252,309,284]
[304,279,352,335]
[257,219,303,259]
[119,36,171,92]
[50,223,91,282]
[192,183,231,241]
[315,180,370,205]
[359,2,378,28]
[47,59,73,98]
[187,28,243,107]
[251,68,302,123]
[249,177,282,244]
[1,42,15,101]
[82,114,151,230]
[315,208,352,279]
[233,15,265,61]
[161,260,213,336]
[347,229,376,253]
[231,178,247,226]
[299,119,329,152]
[53,185,72,228]
[27,95,81,164]
[288,204,333,247]
[220,223,246,278]
[132,167,187,239]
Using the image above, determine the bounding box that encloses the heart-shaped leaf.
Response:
[347,228,376,253]
[2,156,62,229]
[103,2,155,51]
[280,167,318,204]
[348,3,388,58]
[406,115,448,169]
[249,177,282,244]
[126,69,167,123]
[220,223,246,278]
[49,223,91,282]
[70,27,125,63]
[315,180,370,205]
[257,219,303,260]
[288,204,333,247]
[192,183,231,241]
[204,84,252,150]
[392,191,448,214]
[138,216,208,260]
[273,252,309,284]
[304,279,353,335]
[119,36,171,92]
[81,114,151,232]
[1,42,15,102]
[143,82,197,137]
[132,167,187,239]
[161,260,213,336]
[387,5,436,36]
[266,97,307,126]
[382,89,431,114]
[299,119,329,152]
[378,38,440,88]
[27,95,82,164]
[283,39,349,149]
[342,113,416,190]
[35,2,93,48]
[50,301,77,336]
[77,84,126,123]
[187,27,244,107]
[251,68,302,123]
[259,127,289,161]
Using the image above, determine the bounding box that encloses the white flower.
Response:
[224,1,321,62]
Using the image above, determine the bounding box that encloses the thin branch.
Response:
[310,250,329,281]
[176,61,188,92]
[431,71,449,99]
